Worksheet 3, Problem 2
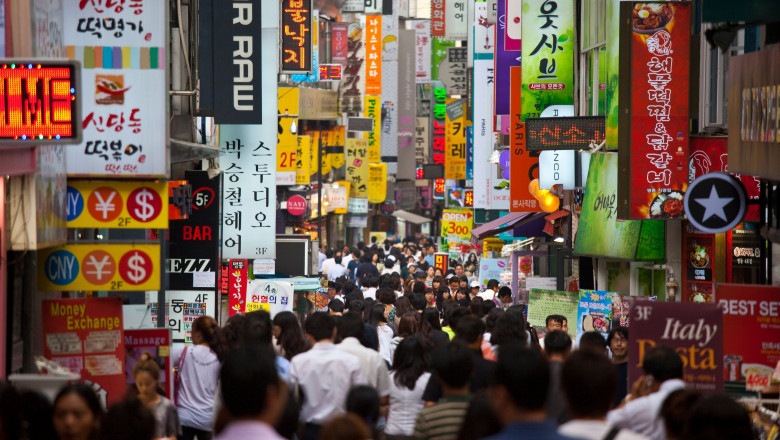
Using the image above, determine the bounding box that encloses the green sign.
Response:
[431,38,455,82]
[573,153,665,260]
[527,289,579,339]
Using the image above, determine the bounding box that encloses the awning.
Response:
[470,212,548,243]
[393,209,432,224]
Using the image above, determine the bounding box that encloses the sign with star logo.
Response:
[683,172,747,234]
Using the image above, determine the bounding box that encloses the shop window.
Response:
[699,23,745,130]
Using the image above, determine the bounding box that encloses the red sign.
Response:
[286,195,307,216]
[331,23,349,63]
[0,61,80,143]
[716,284,780,383]
[509,66,540,212]
[228,260,248,315]
[431,0,445,37]
[624,2,691,219]
[433,178,446,199]
[127,187,163,223]
[124,328,172,398]
[43,297,125,406]
[319,64,343,81]
[434,253,448,273]
[280,0,313,73]
[525,116,606,151]
[629,301,723,392]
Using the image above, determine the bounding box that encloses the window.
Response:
[579,0,607,116]
[699,23,745,130]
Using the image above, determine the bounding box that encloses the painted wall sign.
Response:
[67,180,168,229]
[281,0,313,74]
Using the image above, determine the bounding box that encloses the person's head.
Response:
[490,344,549,422]
[370,236,377,244]
[455,287,469,301]
[412,281,426,294]
[424,289,435,306]
[561,318,568,333]
[490,311,527,348]
[561,349,617,419]
[384,258,394,269]
[327,282,339,300]
[607,327,629,362]
[413,269,426,281]
[456,389,503,440]
[319,413,371,440]
[545,314,564,332]
[328,299,345,315]
[426,266,435,277]
[242,310,274,347]
[683,394,753,440]
[397,312,419,337]
[578,331,608,354]
[454,264,464,276]
[220,347,287,425]
[482,297,497,317]
[132,352,160,399]
[486,279,499,291]
[432,276,444,290]
[470,281,481,294]
[497,286,513,304]
[0,383,24,440]
[454,315,486,349]
[20,389,56,440]
[391,336,430,390]
[97,398,155,440]
[53,383,102,440]
[661,389,703,440]
[469,297,484,318]
[335,255,343,265]
[371,253,379,263]
[432,342,474,391]
[375,287,395,305]
[641,345,684,382]
[410,293,427,312]
[273,311,309,360]
[544,330,572,359]
[346,386,380,428]
[338,311,366,342]
[485,307,503,333]
[448,276,460,290]
[446,306,471,332]
[421,307,442,330]
[326,249,334,258]
[304,312,337,343]
[369,303,389,325]
[191,315,227,360]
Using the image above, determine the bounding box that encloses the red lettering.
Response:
[183,226,212,241]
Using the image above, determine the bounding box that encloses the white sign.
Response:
[414,20,431,84]
[347,215,368,228]
[473,59,493,209]
[342,0,365,12]
[253,259,276,275]
[445,0,468,40]
[163,290,216,343]
[326,185,349,211]
[63,1,167,177]
[540,150,576,190]
[348,197,369,214]
[245,280,294,317]
[526,277,558,290]
[474,2,496,54]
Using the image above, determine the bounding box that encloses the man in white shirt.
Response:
[479,279,499,302]
[341,246,354,267]
[606,345,686,440]
[361,276,378,301]
[318,247,327,272]
[327,256,348,281]
[289,312,367,440]
[337,312,391,407]
[558,349,649,440]
[320,249,334,274]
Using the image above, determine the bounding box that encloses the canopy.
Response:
[470,212,548,244]
[393,209,432,224]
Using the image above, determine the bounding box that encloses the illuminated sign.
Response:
[526,116,606,151]
[0,60,81,144]
[433,178,446,199]
[432,87,447,167]
[416,163,444,180]
[464,190,474,207]
[434,253,448,273]
[319,64,342,81]
[416,166,424,179]
[67,180,169,229]
[281,0,313,74]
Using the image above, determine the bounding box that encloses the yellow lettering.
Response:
[699,348,716,370]
[636,339,657,368]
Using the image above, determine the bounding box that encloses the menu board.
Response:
[124,328,172,398]
[527,289,579,339]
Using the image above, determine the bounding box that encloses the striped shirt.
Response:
[413,394,471,440]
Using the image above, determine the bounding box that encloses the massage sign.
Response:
[618,2,691,220]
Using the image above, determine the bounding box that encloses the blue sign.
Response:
[466,126,474,180]
[44,249,79,286]
[66,186,84,222]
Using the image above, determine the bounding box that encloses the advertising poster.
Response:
[432,38,456,82]
[150,291,215,344]
[629,301,723,391]
[576,290,615,345]
[619,2,690,220]
[341,23,365,113]
[605,0,621,151]
[43,297,125,405]
[67,181,168,229]
[365,15,382,95]
[480,258,507,289]
[124,329,172,398]
[441,209,473,253]
[397,29,418,180]
[368,163,388,204]
[414,20,432,83]
[331,22,350,63]
[610,294,657,329]
[716,284,780,387]
[445,99,467,179]
[346,139,370,198]
[494,0,522,121]
[527,289,579,339]
[509,64,541,212]
[365,96,382,163]
[245,280,295,318]
[486,149,511,210]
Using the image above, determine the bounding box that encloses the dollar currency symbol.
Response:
[126,252,147,284]
[133,189,156,221]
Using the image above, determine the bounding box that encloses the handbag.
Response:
[173,346,188,406]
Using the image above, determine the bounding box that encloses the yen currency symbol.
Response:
[128,187,162,223]
[81,250,116,285]
[88,187,123,222]
[119,250,153,285]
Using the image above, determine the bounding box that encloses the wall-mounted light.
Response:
[528,179,560,213]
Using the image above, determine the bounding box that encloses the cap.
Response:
[413,269,426,278]
[470,281,481,288]
[387,255,397,262]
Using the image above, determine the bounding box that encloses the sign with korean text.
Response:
[281,0,313,74]
[440,47,468,96]
[510,65,541,212]
[368,163,387,204]
[494,0,522,120]
[39,244,160,291]
[332,22,349,63]
[526,116,606,151]
[434,252,449,273]
[64,0,167,176]
[528,289,579,339]
[125,329,172,398]
[277,88,299,185]
[44,297,125,406]
[432,87,447,167]
[341,23,365,113]
[67,180,168,229]
[291,13,319,82]
[330,127,346,169]
[717,284,780,385]
[445,99,467,179]
[445,0,467,40]
[245,280,294,317]
[431,0,446,37]
[228,260,249,315]
[346,138,369,198]
[348,196,369,214]
[521,0,575,120]
[576,290,616,344]
[473,55,494,209]
[414,20,431,83]
[219,124,277,259]
[431,38,455,82]
[0,61,81,144]
[295,135,311,184]
[365,95,381,162]
[629,301,723,392]
[149,291,215,344]
[441,208,473,253]
[682,225,714,303]
[342,0,365,12]
[365,16,382,95]
[618,2,690,220]
[319,64,342,81]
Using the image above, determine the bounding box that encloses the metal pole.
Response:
[158,229,167,328]
[318,124,323,246]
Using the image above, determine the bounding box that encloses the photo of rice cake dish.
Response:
[649,191,684,218]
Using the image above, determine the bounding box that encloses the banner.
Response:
[290,13,319,82]
[432,38,456,81]
[330,127,346,169]
[228,260,249,315]
[43,297,125,405]
[494,0,522,120]
[521,0,575,120]
[295,135,311,184]
[473,57,494,209]
[332,22,350,63]
[245,280,294,317]
[341,23,365,113]
[219,124,277,259]
[576,290,616,345]
[440,47,469,97]
[445,0,468,40]
[414,20,431,83]
[445,99,467,179]
[397,29,418,180]
[125,329,172,398]
[487,149,511,210]
[149,291,216,344]
[365,15,382,95]
[368,163,388,204]
[365,96,382,162]
[509,65,541,212]
[527,289,579,339]
[346,139,370,198]
[381,61,399,173]
[618,2,690,220]
[629,301,723,391]
[479,258,507,289]
[64,0,167,176]
[67,181,168,229]
[441,208,473,253]
[39,244,160,291]
[431,0,445,37]
[716,284,780,387]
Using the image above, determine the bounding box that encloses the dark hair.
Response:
[410,293,427,312]
[456,390,502,440]
[346,385,380,427]
[335,255,343,265]
[97,398,155,440]
[485,308,503,332]
[242,310,274,346]
[469,297,484,318]
[454,315,485,345]
[579,331,608,353]
[329,299,345,313]
[338,311,366,341]
[192,315,229,361]
[376,287,396,305]
[326,249,334,258]
[272,311,309,361]
[642,345,684,382]
[544,330,572,356]
[368,303,388,326]
[545,314,566,327]
[0,383,24,440]
[348,299,365,314]
[20,390,56,440]
[490,312,526,348]
[448,276,460,285]
[54,383,102,417]
[304,312,336,341]
[683,394,753,440]
[320,413,371,440]
[661,389,702,439]
[412,281,426,294]
[344,291,362,309]
[482,298,497,317]
[392,337,430,390]
[132,352,161,381]
[223,313,247,350]
[497,286,512,299]
[432,342,474,389]
[362,298,376,323]
[395,296,414,319]
[384,258,394,269]
[486,279,500,290]
[220,346,280,418]
[419,307,442,352]
[397,312,419,337]
[561,349,617,418]
[606,326,628,347]
[492,344,549,411]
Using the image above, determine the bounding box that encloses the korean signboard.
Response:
[434,252,449,273]
[510,64,540,212]
[219,124,277,259]
[277,88,299,186]
[346,139,369,198]
[431,0,445,37]
[629,301,723,392]
[342,0,365,12]
[431,38,455,82]
[368,163,387,204]
[682,228,714,303]
[432,87,447,168]
[295,135,311,185]
[39,244,160,291]
[281,0,313,74]
[445,99,467,179]
[365,95,382,162]
[440,47,468,96]
[445,0,468,40]
[319,64,342,81]
[441,208,473,253]
[332,22,350,63]
[414,20,431,83]
[473,43,494,209]
[526,116,606,151]
[228,260,249,315]
[494,0,522,121]
[66,180,168,229]
[341,23,365,113]
[521,0,575,120]
[576,290,616,345]
[397,29,417,180]
[125,328,172,398]
[291,13,319,82]
[150,291,215,344]
[415,117,430,167]
[43,297,125,406]
[245,280,294,317]
[618,2,691,220]
[365,16,382,95]
[528,289,579,339]
[64,1,167,176]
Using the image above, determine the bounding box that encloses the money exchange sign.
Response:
[67,181,168,229]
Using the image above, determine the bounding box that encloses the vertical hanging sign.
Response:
[431,0,446,37]
[494,0,522,126]
[281,0,313,74]
[346,139,370,198]
[510,66,540,211]
[368,163,388,204]
[341,23,365,113]
[445,0,468,40]
[365,96,382,162]
[295,135,311,185]
[332,22,350,63]
[365,16,382,95]
[432,87,447,168]
[445,99,467,179]
[291,14,320,82]
[414,20,432,83]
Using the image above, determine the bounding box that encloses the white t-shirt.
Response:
[172,344,221,431]
[337,337,391,397]
[363,287,377,301]
[559,420,650,440]
[327,264,348,281]
[478,289,495,302]
[321,258,337,275]
[385,371,432,436]
[376,324,395,365]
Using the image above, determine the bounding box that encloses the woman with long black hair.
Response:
[272,311,310,361]
[384,337,432,440]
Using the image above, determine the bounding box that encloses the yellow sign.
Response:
[369,231,387,245]
[330,126,346,169]
[296,135,311,184]
[445,99,467,179]
[346,138,369,197]
[483,238,505,258]
[39,244,161,291]
[246,302,270,313]
[277,88,299,178]
[368,163,387,204]
[317,131,332,175]
[441,208,473,252]
[364,95,381,163]
[67,180,168,229]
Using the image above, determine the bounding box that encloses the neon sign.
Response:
[319,64,342,81]
[433,178,446,199]
[0,60,81,144]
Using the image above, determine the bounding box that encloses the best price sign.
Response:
[39,244,160,291]
[67,180,168,229]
